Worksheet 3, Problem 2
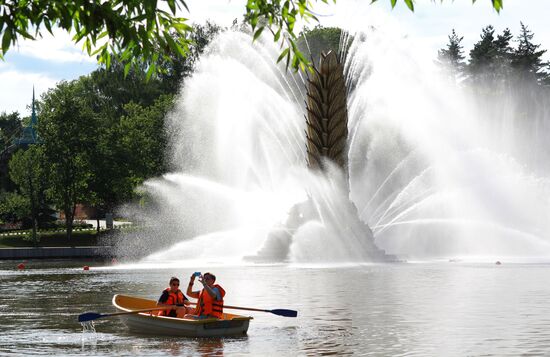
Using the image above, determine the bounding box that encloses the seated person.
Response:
[157,276,191,318]
[186,272,225,319]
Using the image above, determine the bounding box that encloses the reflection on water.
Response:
[2,260,550,356]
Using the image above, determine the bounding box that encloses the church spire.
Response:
[13,87,39,146]
[31,86,37,127]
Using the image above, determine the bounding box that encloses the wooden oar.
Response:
[78,305,177,322]
[188,302,298,317]
[224,304,298,317]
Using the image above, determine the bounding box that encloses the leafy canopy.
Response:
[0,0,192,79]
[0,0,504,74]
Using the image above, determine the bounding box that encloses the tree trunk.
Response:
[27,174,38,246]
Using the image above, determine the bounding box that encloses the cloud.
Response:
[10,29,95,64]
[185,0,247,26]
[0,68,58,115]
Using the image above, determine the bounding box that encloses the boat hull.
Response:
[113,294,251,337]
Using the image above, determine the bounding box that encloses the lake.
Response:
[1,259,550,356]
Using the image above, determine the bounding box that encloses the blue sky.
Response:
[1,0,549,116]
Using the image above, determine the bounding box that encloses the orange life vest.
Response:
[159,288,185,317]
[196,284,225,318]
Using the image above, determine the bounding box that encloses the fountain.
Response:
[117,18,550,264]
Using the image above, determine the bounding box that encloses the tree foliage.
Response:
[437,29,465,82]
[438,23,550,169]
[513,22,548,83]
[0,111,22,152]
[1,0,505,74]
[0,0,193,79]
[298,26,342,66]
[439,23,549,87]
[8,146,45,240]
[1,21,223,229]
[0,190,28,226]
[158,22,222,94]
[39,81,99,239]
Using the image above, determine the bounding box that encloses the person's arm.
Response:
[186,274,200,299]
[181,293,191,306]
[201,283,220,300]
[211,287,221,301]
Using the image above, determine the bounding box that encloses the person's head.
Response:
[203,272,216,286]
[169,277,180,291]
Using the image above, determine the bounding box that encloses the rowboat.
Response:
[112,294,252,337]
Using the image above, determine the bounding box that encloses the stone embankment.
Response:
[0,246,113,259]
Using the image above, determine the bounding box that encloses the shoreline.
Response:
[0,246,113,260]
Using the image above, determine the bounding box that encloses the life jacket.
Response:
[159,288,185,317]
[196,284,225,318]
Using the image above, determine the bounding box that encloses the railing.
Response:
[0,223,133,237]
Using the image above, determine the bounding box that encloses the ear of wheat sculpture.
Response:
[246,51,392,262]
[305,51,349,175]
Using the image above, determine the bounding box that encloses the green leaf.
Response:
[105,51,111,68]
[165,33,185,57]
[83,37,91,54]
[167,0,176,13]
[277,47,290,63]
[390,0,397,8]
[145,62,156,81]
[253,26,264,41]
[124,62,132,77]
[17,29,35,41]
[2,30,12,54]
[181,0,190,12]
[274,29,282,42]
[404,0,414,11]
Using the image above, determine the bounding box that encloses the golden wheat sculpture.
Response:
[305,51,349,172]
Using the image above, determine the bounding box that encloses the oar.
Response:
[78,305,177,322]
[188,302,298,317]
[225,304,298,317]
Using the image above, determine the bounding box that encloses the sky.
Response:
[1,0,549,116]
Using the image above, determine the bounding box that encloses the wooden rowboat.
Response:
[112,294,252,337]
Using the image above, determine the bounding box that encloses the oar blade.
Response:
[270,309,298,317]
[78,312,103,322]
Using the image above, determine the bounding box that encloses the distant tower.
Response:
[14,87,40,147]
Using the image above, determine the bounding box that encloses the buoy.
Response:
[83,265,90,271]
[17,263,25,270]
[495,261,502,265]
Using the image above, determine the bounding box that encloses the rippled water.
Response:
[1,260,550,356]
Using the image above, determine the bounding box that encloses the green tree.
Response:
[512,22,549,84]
[85,61,165,118]
[0,111,22,152]
[119,95,173,183]
[1,0,505,74]
[39,81,98,240]
[298,26,342,66]
[437,29,465,83]
[468,26,498,86]
[492,28,515,82]
[159,22,222,94]
[0,111,23,192]
[8,146,45,242]
[0,190,28,227]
